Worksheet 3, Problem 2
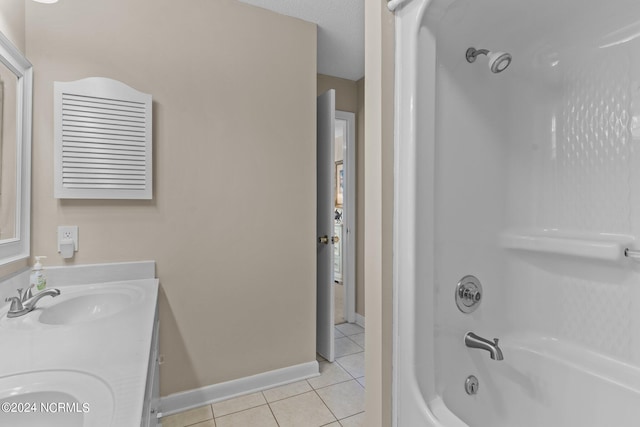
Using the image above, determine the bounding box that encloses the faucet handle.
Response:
[5,296,24,312]
[23,286,33,301]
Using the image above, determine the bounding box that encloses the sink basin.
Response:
[38,291,135,325]
[0,370,113,427]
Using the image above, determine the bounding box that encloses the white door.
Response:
[317,90,336,362]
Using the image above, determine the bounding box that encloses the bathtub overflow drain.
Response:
[465,375,479,395]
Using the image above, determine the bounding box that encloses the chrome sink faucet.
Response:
[5,288,61,318]
[465,332,504,360]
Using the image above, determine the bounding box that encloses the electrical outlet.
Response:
[57,226,79,252]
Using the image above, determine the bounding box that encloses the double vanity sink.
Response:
[0,270,159,427]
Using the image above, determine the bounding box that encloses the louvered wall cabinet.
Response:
[54,77,152,199]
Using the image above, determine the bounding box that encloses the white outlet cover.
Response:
[57,226,78,252]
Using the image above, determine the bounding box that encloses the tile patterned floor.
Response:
[161,323,365,427]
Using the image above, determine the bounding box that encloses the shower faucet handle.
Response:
[461,287,481,303]
[455,275,483,313]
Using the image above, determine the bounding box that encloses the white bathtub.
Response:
[393,0,640,425]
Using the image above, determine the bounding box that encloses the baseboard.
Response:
[356,314,365,328]
[159,360,319,417]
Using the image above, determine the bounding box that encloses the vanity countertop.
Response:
[0,278,159,426]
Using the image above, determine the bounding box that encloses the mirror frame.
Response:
[0,31,32,265]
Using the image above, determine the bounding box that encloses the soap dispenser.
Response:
[30,256,48,291]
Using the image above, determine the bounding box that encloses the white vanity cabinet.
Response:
[0,263,159,427]
[142,306,161,427]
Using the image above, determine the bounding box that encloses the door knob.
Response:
[319,235,329,244]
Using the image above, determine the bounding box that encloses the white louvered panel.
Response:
[54,77,152,199]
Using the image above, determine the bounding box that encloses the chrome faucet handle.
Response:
[5,296,24,312]
[16,288,23,301]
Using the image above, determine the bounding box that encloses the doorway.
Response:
[317,90,358,362]
[333,111,356,326]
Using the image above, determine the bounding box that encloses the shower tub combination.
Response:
[393,0,640,425]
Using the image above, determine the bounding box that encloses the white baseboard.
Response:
[356,314,365,328]
[160,360,319,417]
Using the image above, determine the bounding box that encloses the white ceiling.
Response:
[236,0,364,81]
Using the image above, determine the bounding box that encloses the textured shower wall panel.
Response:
[515,45,640,365]
[551,51,632,233]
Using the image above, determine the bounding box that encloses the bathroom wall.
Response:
[0,0,24,52]
[318,74,358,112]
[364,0,394,426]
[25,0,317,397]
[316,73,366,317]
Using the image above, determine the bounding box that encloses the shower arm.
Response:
[466,48,490,63]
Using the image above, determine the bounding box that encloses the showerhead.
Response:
[487,51,511,73]
[466,47,512,73]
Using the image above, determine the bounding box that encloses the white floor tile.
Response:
[161,405,212,427]
[356,376,365,388]
[334,328,345,338]
[307,361,352,389]
[334,336,363,357]
[336,353,365,378]
[335,323,364,337]
[263,380,312,403]
[269,391,336,427]
[215,405,277,427]
[191,420,216,427]
[348,333,365,347]
[340,412,365,427]
[315,380,365,420]
[211,392,266,418]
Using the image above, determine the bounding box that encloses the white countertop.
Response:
[0,278,159,427]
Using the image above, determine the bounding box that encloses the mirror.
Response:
[0,31,32,265]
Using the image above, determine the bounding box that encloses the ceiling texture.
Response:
[236,0,364,81]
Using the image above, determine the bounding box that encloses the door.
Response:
[317,90,336,362]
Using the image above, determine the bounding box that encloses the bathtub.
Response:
[392,0,640,425]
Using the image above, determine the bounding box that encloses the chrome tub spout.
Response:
[465,332,504,360]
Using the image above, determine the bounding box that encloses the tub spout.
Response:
[465,332,504,360]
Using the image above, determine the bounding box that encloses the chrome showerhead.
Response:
[466,47,512,73]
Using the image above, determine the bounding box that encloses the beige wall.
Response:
[26,0,317,396]
[364,0,394,426]
[317,74,358,113]
[0,0,24,52]
[316,73,366,317]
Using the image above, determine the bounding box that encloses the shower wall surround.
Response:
[394,0,640,425]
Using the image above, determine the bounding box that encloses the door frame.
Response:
[336,110,357,324]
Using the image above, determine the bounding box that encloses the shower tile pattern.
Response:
[514,46,640,366]
[161,324,365,427]
[554,52,631,233]
[559,276,632,360]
